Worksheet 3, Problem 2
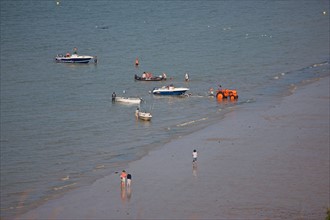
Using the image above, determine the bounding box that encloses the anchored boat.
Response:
[137,111,152,121]
[134,73,166,81]
[55,53,94,63]
[152,85,189,96]
[55,48,95,63]
[115,97,142,104]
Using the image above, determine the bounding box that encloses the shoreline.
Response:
[16,76,329,219]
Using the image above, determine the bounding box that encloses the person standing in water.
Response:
[135,57,139,67]
[112,92,116,102]
[185,72,189,81]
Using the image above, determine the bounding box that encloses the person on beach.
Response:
[120,170,127,186]
[127,173,132,187]
[192,149,198,163]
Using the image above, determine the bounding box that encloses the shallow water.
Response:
[0,1,329,218]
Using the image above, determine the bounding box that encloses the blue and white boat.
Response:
[152,85,189,96]
[55,53,94,63]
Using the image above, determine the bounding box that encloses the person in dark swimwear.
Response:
[127,173,132,187]
[112,92,116,102]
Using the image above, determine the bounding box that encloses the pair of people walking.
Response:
[120,170,132,187]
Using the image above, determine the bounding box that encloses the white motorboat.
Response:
[152,85,189,96]
[55,53,94,63]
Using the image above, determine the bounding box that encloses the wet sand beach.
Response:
[17,77,329,219]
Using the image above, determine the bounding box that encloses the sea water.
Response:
[0,1,329,218]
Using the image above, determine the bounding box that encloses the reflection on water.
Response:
[192,162,198,177]
[120,180,132,203]
[120,184,126,204]
[127,185,132,202]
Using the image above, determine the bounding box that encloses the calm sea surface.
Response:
[1,0,329,218]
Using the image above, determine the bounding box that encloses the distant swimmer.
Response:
[135,57,139,67]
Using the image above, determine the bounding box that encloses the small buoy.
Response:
[323,11,327,15]
[56,1,60,5]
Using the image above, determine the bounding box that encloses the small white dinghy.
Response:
[138,111,152,121]
[115,97,142,104]
[135,108,152,121]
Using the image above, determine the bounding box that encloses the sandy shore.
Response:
[17,77,329,220]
